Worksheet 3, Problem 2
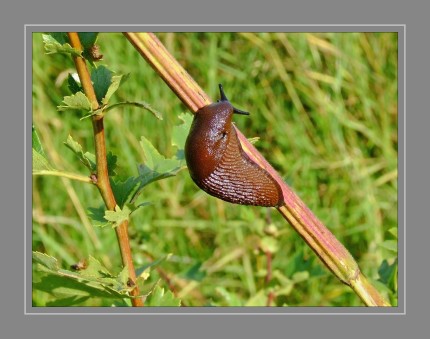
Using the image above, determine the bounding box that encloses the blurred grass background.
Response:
[32,32,398,307]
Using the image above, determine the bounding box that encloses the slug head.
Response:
[185,84,249,180]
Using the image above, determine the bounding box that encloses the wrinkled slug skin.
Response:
[185,99,282,207]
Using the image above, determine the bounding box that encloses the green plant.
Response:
[32,32,398,307]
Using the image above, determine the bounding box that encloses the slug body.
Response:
[185,84,282,207]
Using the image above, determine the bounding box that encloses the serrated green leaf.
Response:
[104,205,132,228]
[67,73,82,94]
[78,32,98,48]
[33,274,116,301]
[110,177,140,208]
[124,137,185,199]
[42,34,81,56]
[64,135,117,175]
[146,286,181,307]
[105,100,162,120]
[32,149,55,172]
[57,92,92,112]
[49,32,68,44]
[139,136,184,175]
[91,65,113,104]
[32,125,45,157]
[32,251,59,271]
[171,113,193,160]
[64,135,95,172]
[33,253,132,301]
[102,73,130,105]
[79,256,112,278]
[87,206,110,228]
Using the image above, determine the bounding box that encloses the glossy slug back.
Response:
[185,84,283,207]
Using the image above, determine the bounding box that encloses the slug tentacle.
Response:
[185,84,282,207]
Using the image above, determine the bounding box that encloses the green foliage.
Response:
[57,91,92,113]
[145,286,181,307]
[33,251,176,306]
[91,66,113,103]
[32,32,398,307]
[32,125,45,156]
[64,134,96,171]
[67,74,82,94]
[42,34,81,56]
[32,148,54,172]
[79,32,98,49]
[104,205,132,228]
[33,252,133,305]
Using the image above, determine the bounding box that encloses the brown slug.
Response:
[185,84,283,207]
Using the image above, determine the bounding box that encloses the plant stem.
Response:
[33,170,94,184]
[124,32,391,307]
[67,32,143,307]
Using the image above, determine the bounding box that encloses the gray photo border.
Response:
[26,25,404,315]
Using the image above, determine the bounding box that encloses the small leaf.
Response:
[33,251,59,271]
[378,259,397,290]
[110,177,141,208]
[67,73,82,94]
[128,137,185,198]
[140,136,184,172]
[49,32,68,44]
[33,149,55,172]
[33,253,133,301]
[42,34,81,56]
[87,206,110,228]
[171,113,193,160]
[91,65,113,104]
[32,125,45,157]
[102,73,130,105]
[64,135,95,172]
[104,205,132,228]
[78,32,98,49]
[105,100,162,120]
[146,286,181,307]
[57,92,92,112]
[84,151,117,176]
